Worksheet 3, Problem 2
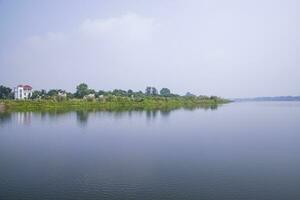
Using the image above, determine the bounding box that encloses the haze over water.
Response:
[1,102,300,200]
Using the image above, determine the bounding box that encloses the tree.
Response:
[160,88,171,97]
[96,90,106,97]
[134,91,144,97]
[210,96,219,101]
[66,92,74,99]
[47,89,59,96]
[75,83,89,98]
[112,89,127,96]
[127,89,133,96]
[198,95,209,99]
[151,87,158,96]
[88,89,96,95]
[31,89,47,99]
[185,92,196,97]
[0,85,13,99]
[31,90,42,99]
[145,87,152,96]
[145,86,158,96]
[41,89,47,96]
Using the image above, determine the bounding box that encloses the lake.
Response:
[1,102,300,200]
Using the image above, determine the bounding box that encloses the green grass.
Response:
[0,97,230,112]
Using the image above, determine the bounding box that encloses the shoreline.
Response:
[0,102,5,112]
[0,98,230,112]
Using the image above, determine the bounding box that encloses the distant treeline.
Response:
[0,83,222,101]
[233,96,300,102]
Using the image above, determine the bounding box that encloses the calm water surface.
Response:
[1,102,300,200]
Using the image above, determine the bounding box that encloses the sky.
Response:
[0,0,299,98]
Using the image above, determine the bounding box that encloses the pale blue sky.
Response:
[0,0,299,97]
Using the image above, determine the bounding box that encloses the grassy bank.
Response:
[0,97,230,112]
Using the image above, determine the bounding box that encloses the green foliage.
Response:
[134,91,144,97]
[31,90,42,99]
[210,96,218,100]
[160,88,171,97]
[112,89,127,96]
[185,92,196,97]
[66,92,74,99]
[127,89,133,96]
[145,86,157,96]
[0,83,230,112]
[145,87,152,96]
[198,95,210,100]
[47,89,59,96]
[1,96,230,112]
[75,83,89,98]
[88,89,96,94]
[0,85,13,99]
[151,87,158,96]
[97,90,105,96]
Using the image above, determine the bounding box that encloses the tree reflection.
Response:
[160,109,171,117]
[146,110,158,121]
[0,112,12,126]
[76,111,89,127]
[183,104,220,111]
[0,104,221,127]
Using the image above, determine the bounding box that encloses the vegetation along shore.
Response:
[0,83,230,112]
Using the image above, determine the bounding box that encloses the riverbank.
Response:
[0,97,230,112]
[0,103,5,112]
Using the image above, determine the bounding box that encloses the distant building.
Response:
[14,85,33,100]
[83,93,95,100]
[58,91,67,97]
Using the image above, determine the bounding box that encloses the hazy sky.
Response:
[0,0,299,97]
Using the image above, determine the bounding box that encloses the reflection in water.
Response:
[43,110,71,120]
[0,105,220,127]
[0,112,12,126]
[16,112,32,125]
[183,104,219,111]
[0,112,35,126]
[73,106,220,126]
[2,102,300,200]
[146,110,158,121]
[160,109,171,117]
[76,111,89,127]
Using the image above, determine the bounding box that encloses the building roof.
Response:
[18,85,32,90]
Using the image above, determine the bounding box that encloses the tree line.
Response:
[0,83,220,101]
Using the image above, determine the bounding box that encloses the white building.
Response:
[14,85,33,100]
[58,91,67,97]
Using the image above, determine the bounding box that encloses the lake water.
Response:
[1,102,300,200]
